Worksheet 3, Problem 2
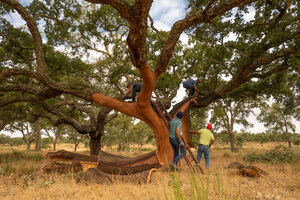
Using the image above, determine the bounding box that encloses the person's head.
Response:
[176,111,183,119]
[196,79,200,84]
[207,123,213,130]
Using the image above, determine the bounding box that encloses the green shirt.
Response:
[198,129,214,145]
[169,118,182,138]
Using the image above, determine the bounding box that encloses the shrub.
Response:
[9,137,25,147]
[0,134,11,144]
[293,138,300,147]
[243,145,300,164]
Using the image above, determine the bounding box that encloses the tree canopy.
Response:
[0,0,299,165]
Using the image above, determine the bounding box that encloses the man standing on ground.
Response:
[169,111,186,169]
[183,79,201,97]
[190,123,215,169]
[123,82,142,102]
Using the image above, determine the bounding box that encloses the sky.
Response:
[1,0,299,137]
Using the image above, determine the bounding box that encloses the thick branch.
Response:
[215,48,295,97]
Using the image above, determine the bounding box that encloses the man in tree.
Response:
[190,123,215,169]
[183,79,201,97]
[123,82,142,102]
[169,111,186,169]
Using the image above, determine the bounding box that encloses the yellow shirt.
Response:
[198,129,214,145]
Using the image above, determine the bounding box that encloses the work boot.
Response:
[169,162,178,170]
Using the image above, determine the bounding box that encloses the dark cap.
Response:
[176,111,183,119]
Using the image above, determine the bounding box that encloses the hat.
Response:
[207,123,212,130]
[176,111,183,119]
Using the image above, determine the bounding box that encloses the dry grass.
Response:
[0,143,299,200]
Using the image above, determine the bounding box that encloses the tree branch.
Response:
[155,0,254,73]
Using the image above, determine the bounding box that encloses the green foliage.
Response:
[8,137,25,147]
[0,134,10,144]
[41,137,52,150]
[257,102,296,144]
[235,135,244,150]
[243,145,300,164]
[293,136,300,147]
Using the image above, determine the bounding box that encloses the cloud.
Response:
[21,0,32,5]
[150,0,187,31]
[4,12,26,27]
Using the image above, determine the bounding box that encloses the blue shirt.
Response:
[169,118,182,138]
[132,82,142,88]
[183,80,197,88]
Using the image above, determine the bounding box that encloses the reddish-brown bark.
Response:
[91,63,173,166]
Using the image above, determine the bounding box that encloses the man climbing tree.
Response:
[183,79,201,97]
[123,82,142,102]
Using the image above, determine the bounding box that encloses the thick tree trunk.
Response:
[35,118,41,151]
[288,141,292,148]
[90,133,101,155]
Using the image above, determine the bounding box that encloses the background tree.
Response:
[105,114,134,152]
[130,121,154,152]
[257,102,297,148]
[43,125,65,151]
[0,134,10,144]
[293,136,300,147]
[5,120,36,150]
[64,127,88,152]
[35,117,41,151]
[210,98,255,152]
[189,108,209,147]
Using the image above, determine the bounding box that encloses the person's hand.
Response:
[179,140,185,147]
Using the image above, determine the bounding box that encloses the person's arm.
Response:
[209,139,215,148]
[193,85,200,93]
[176,127,185,146]
[189,130,199,134]
[124,86,133,97]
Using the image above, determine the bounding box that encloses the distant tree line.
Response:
[0,114,156,152]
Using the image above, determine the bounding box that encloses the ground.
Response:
[0,142,299,200]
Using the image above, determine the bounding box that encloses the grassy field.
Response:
[0,142,299,200]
